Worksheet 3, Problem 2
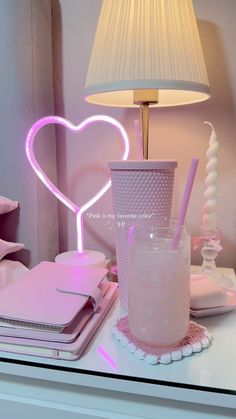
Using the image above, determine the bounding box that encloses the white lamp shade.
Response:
[85,0,210,107]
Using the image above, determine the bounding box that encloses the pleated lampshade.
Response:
[85,0,210,107]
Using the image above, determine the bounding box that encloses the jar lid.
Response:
[108,160,177,170]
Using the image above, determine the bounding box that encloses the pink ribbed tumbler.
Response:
[108,160,177,309]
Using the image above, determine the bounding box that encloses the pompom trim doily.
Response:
[112,316,211,365]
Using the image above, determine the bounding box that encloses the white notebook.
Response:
[0,280,110,343]
[0,261,107,331]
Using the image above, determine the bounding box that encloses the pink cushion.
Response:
[0,239,24,261]
[0,195,18,215]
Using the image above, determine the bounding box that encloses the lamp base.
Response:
[55,250,107,268]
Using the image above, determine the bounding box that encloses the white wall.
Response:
[53,0,236,269]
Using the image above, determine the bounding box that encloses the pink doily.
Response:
[112,316,211,365]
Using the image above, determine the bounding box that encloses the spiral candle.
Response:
[202,122,219,232]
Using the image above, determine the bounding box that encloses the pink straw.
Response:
[172,158,199,250]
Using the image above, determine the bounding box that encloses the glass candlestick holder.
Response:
[199,227,234,288]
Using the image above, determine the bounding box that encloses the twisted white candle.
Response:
[202,121,219,232]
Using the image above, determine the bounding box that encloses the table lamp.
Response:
[85,0,210,159]
[84,0,211,308]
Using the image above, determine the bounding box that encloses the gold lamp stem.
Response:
[140,103,149,159]
[133,89,159,160]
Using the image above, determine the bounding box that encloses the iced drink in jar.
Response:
[128,223,190,346]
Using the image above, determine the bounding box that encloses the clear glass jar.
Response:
[128,220,190,346]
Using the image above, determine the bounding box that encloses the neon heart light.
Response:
[26,115,129,254]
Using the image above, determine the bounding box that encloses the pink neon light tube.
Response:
[25,115,129,253]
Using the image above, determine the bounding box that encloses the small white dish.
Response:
[190,288,236,318]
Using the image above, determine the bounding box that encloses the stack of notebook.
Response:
[0,261,117,360]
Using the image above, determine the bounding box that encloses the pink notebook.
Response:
[0,262,107,331]
[0,281,118,360]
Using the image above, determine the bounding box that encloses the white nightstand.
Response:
[0,268,236,418]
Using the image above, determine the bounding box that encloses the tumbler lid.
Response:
[108,160,177,170]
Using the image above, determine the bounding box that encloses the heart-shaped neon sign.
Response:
[26,115,129,253]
